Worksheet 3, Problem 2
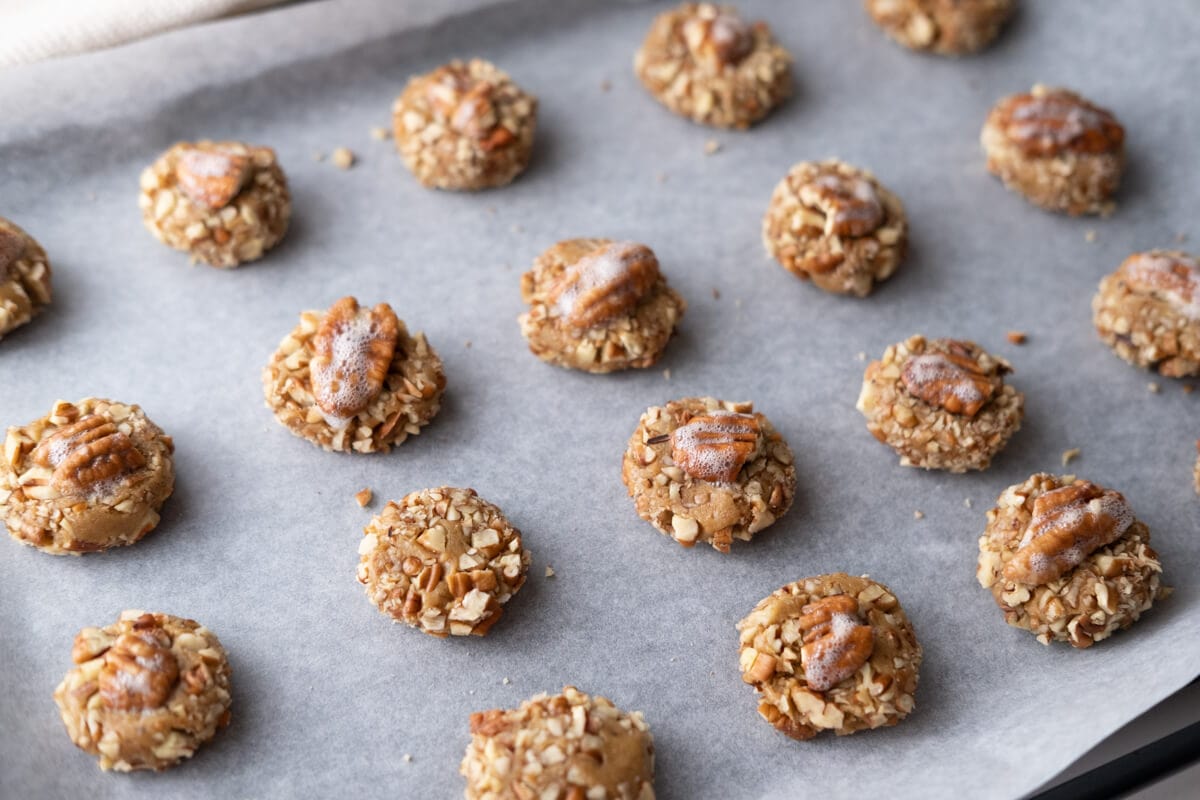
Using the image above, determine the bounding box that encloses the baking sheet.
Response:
[1,1,1198,798]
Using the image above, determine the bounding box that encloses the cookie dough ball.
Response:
[1093,250,1200,378]
[139,140,290,268]
[0,217,52,341]
[622,397,795,553]
[762,159,907,297]
[737,573,922,740]
[462,686,655,800]
[518,239,686,373]
[865,0,1014,55]
[357,487,530,637]
[1,398,175,555]
[856,335,1023,472]
[982,85,1125,215]
[976,474,1167,648]
[263,296,446,453]
[393,59,537,191]
[53,610,232,771]
[634,2,792,129]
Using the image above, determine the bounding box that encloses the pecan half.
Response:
[425,68,503,142]
[1117,251,1199,313]
[98,615,179,711]
[175,146,252,210]
[311,297,400,419]
[1003,480,1133,586]
[800,173,884,237]
[901,341,999,417]
[682,9,754,70]
[0,227,24,272]
[31,415,146,495]
[997,88,1124,158]
[670,410,760,483]
[548,241,660,329]
[797,595,874,693]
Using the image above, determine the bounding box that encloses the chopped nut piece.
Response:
[355,488,373,507]
[1061,447,1081,466]
[544,565,555,578]
[1006,331,1027,345]
[1086,230,1098,243]
[704,139,721,155]
[369,126,391,141]
[1148,382,1161,394]
[330,147,356,169]
[913,510,924,520]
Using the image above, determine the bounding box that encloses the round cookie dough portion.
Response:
[737,573,922,740]
[634,2,792,129]
[0,217,52,341]
[856,334,1023,472]
[1,398,175,555]
[392,59,537,191]
[53,610,232,771]
[518,238,686,373]
[976,473,1167,648]
[864,0,1014,55]
[139,140,291,268]
[357,487,530,637]
[981,84,1125,215]
[622,397,795,553]
[762,159,907,297]
[462,686,655,800]
[1093,250,1200,378]
[263,296,446,453]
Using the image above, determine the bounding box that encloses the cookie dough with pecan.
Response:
[865,0,1014,55]
[263,296,445,453]
[982,85,1125,215]
[519,239,686,373]
[54,610,232,771]
[1093,250,1200,378]
[634,2,792,129]
[462,686,655,800]
[393,59,537,191]
[977,474,1167,648]
[357,487,530,637]
[856,335,1023,472]
[0,217,52,340]
[737,573,922,740]
[139,140,291,268]
[762,159,907,297]
[622,397,795,553]
[1,398,175,555]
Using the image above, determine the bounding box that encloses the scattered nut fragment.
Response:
[1148,382,1161,394]
[1061,447,1081,466]
[544,565,555,578]
[355,488,373,507]
[1006,331,1027,345]
[704,139,721,155]
[330,147,356,169]
[1086,229,1098,243]
[865,0,1014,55]
[0,217,53,341]
[913,510,924,520]
[369,126,391,141]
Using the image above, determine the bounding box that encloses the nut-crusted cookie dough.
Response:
[1,398,175,555]
[977,473,1167,648]
[762,159,907,297]
[622,397,795,553]
[864,0,1014,55]
[462,686,655,800]
[263,296,446,453]
[982,85,1125,215]
[737,573,922,740]
[857,335,1024,472]
[634,2,792,129]
[1093,250,1200,378]
[357,487,530,637]
[53,610,232,771]
[0,217,52,340]
[518,239,686,373]
[392,59,537,191]
[139,140,291,268]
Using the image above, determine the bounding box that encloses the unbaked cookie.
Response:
[1,398,175,555]
[1093,250,1199,378]
[737,573,921,740]
[263,296,445,453]
[762,159,907,297]
[981,85,1125,215]
[393,59,537,191]
[634,2,792,129]
[864,0,1014,55]
[856,335,1023,472]
[357,487,530,637]
[139,140,291,267]
[518,239,686,373]
[462,686,655,800]
[0,217,52,340]
[622,397,795,553]
[53,610,232,771]
[976,473,1167,648]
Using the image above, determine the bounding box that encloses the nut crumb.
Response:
[502,677,511,685]
[403,753,413,763]
[1147,382,1161,394]
[856,351,867,361]
[369,126,391,141]
[464,340,472,349]
[600,78,612,92]
[1061,447,1081,466]
[1085,230,1097,243]
[354,488,373,507]
[712,287,721,300]
[312,151,325,162]
[704,139,721,155]
[1006,331,1027,345]
[331,147,355,169]
[964,498,973,508]
[913,510,925,520]
[662,368,671,381]
[544,566,555,578]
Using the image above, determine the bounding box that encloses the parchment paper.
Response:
[1,1,1197,798]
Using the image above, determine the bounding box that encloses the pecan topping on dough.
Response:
[175,146,252,210]
[682,8,754,69]
[311,297,400,420]
[800,172,885,238]
[98,615,179,711]
[0,227,24,272]
[670,410,761,483]
[796,594,874,693]
[32,415,146,495]
[901,341,998,417]
[1117,251,1200,317]
[997,88,1124,158]
[548,241,660,329]
[424,68,513,150]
